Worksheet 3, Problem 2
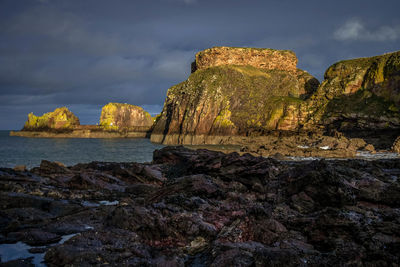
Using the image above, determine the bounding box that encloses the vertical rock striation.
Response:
[152,47,400,145]
[151,47,319,145]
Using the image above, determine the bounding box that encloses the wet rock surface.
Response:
[0,146,399,266]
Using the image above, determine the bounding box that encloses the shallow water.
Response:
[0,131,164,168]
[0,233,77,266]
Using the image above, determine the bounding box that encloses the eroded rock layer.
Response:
[192,46,298,73]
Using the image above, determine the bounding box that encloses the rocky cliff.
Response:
[100,103,153,131]
[151,47,400,146]
[151,47,319,145]
[22,107,80,131]
[307,51,400,131]
[191,46,298,73]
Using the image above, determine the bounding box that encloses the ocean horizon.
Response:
[0,130,164,169]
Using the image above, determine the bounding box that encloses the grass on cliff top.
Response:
[324,50,400,79]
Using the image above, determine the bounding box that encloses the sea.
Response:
[1,130,398,169]
[0,130,165,169]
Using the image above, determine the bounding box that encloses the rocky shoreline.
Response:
[0,146,399,266]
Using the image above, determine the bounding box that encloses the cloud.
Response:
[334,19,400,41]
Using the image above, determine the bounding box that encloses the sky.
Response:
[0,0,399,129]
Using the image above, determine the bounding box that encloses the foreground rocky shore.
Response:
[1,147,399,266]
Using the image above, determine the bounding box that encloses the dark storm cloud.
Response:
[0,0,399,129]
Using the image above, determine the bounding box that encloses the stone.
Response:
[0,147,400,265]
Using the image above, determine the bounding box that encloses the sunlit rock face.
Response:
[191,46,298,73]
[99,103,154,131]
[152,47,400,145]
[22,107,80,131]
[151,46,319,145]
[308,51,400,131]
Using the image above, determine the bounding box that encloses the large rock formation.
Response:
[308,51,400,131]
[100,103,153,131]
[151,47,319,145]
[22,107,80,131]
[13,104,155,138]
[152,47,400,146]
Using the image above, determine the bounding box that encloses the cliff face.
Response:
[151,47,319,145]
[100,103,153,131]
[23,107,80,131]
[307,51,400,131]
[191,46,298,73]
[152,47,400,145]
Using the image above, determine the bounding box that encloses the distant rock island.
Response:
[11,46,400,157]
[10,103,154,138]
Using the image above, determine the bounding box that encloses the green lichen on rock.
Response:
[152,47,400,145]
[152,59,319,144]
[99,103,153,131]
[307,51,400,130]
[23,107,80,131]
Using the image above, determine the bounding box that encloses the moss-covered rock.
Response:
[99,103,153,131]
[152,47,400,145]
[22,107,80,131]
[306,51,400,131]
[151,57,319,144]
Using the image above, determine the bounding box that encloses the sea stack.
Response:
[99,103,154,131]
[151,46,319,145]
[151,47,400,146]
[22,107,80,131]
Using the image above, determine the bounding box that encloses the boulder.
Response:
[22,107,80,131]
[99,103,154,131]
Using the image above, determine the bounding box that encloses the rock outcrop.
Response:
[100,103,153,131]
[14,103,155,138]
[1,147,399,266]
[152,47,400,146]
[308,51,400,131]
[151,47,319,145]
[22,107,80,131]
[191,46,298,73]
